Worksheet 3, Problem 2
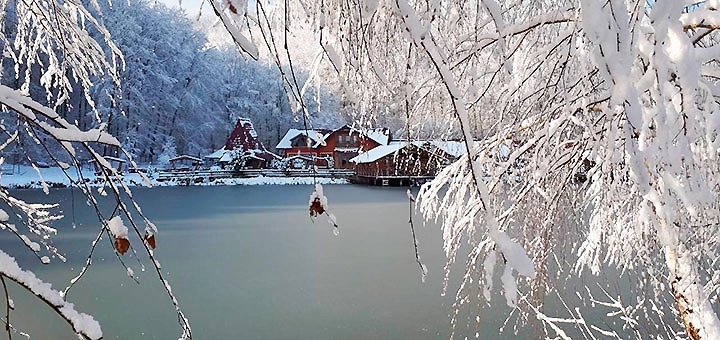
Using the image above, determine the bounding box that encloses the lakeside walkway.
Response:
[0,166,350,189]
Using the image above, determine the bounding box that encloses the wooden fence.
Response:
[155,168,354,182]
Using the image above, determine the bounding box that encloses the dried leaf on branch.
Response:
[308,184,339,234]
[144,232,156,249]
[309,197,325,217]
[114,237,130,255]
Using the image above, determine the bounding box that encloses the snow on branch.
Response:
[0,250,101,340]
[309,183,339,235]
[0,85,120,146]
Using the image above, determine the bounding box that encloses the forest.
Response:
[2,0,344,166]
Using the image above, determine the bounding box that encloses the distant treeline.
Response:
[0,0,342,165]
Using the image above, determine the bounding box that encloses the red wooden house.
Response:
[275,125,391,169]
[275,128,331,157]
[205,118,279,169]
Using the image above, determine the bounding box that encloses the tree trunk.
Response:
[663,244,720,339]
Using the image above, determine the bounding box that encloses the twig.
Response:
[1,274,11,340]
[404,44,426,281]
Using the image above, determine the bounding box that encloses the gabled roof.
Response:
[225,118,264,151]
[168,155,202,162]
[275,129,327,149]
[285,154,315,161]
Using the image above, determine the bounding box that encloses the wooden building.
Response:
[205,118,279,169]
[275,125,391,169]
[275,128,332,167]
[167,155,202,171]
[349,142,453,186]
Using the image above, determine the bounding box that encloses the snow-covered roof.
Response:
[362,128,390,146]
[242,154,264,161]
[275,129,326,149]
[219,152,234,163]
[349,142,407,164]
[342,126,391,146]
[236,118,258,138]
[349,140,479,164]
[425,141,472,158]
[88,156,126,163]
[168,155,202,162]
[205,148,229,159]
[285,154,315,161]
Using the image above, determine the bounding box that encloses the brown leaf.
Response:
[144,233,156,249]
[309,197,325,217]
[114,237,130,255]
[227,1,237,14]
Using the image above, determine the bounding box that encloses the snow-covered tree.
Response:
[216,0,720,338]
[0,0,192,338]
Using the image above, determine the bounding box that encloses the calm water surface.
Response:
[2,185,634,339]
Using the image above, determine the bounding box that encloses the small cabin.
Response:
[350,142,453,185]
[167,155,202,171]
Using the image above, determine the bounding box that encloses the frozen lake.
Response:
[2,185,639,339]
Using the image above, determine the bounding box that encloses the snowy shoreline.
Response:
[1,166,349,190]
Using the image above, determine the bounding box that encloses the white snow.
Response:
[107,216,129,239]
[482,250,497,301]
[406,189,415,201]
[275,129,326,149]
[0,165,349,189]
[309,183,329,209]
[333,147,359,152]
[350,140,478,164]
[0,249,102,339]
[20,235,40,252]
[358,128,391,146]
[349,142,406,163]
[204,148,230,160]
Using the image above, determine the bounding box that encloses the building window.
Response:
[337,134,356,146]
